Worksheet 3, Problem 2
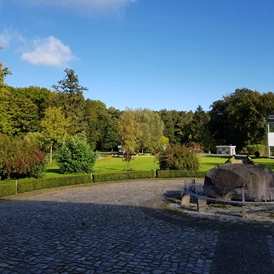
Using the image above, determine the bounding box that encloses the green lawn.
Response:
[252,157,274,171]
[198,155,229,172]
[45,155,229,176]
[93,156,158,174]
[44,161,64,177]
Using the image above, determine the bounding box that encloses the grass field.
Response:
[45,155,230,176]
[198,156,229,171]
[94,156,158,174]
[252,157,274,171]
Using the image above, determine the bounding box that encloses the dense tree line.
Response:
[2,53,274,157]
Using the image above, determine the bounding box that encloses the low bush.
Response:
[17,174,91,193]
[93,171,155,183]
[246,144,266,156]
[155,145,200,171]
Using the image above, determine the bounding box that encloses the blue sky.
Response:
[1,0,274,111]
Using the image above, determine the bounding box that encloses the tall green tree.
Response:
[41,106,70,162]
[9,86,51,120]
[119,108,140,153]
[52,68,87,134]
[0,47,12,134]
[209,88,274,151]
[159,109,176,144]
[159,109,193,145]
[10,97,39,136]
[0,46,11,86]
[187,105,213,151]
[0,87,12,134]
[7,86,51,135]
[84,100,118,151]
[102,107,121,151]
[134,108,164,153]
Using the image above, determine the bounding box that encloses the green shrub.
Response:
[155,145,200,171]
[157,170,206,178]
[246,144,266,156]
[17,174,91,193]
[57,136,97,174]
[0,181,16,197]
[93,171,155,183]
[30,163,47,179]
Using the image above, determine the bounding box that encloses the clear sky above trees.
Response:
[1,0,274,111]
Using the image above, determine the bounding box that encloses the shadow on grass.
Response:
[46,168,60,173]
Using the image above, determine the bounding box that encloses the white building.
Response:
[216,145,236,156]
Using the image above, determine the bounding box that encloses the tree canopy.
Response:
[2,53,274,158]
[209,88,274,150]
[51,69,87,134]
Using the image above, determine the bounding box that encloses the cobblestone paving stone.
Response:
[0,180,273,273]
[0,180,218,273]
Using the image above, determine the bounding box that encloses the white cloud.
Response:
[0,29,25,47]
[20,0,136,15]
[21,36,75,67]
[0,29,75,67]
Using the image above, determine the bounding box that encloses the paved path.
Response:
[0,180,274,273]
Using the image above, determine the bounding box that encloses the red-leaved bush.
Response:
[0,134,46,180]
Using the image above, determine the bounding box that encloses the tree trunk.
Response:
[50,143,53,163]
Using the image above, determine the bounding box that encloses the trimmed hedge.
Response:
[0,181,17,197]
[157,170,206,178]
[17,174,91,193]
[0,169,209,198]
[93,171,155,183]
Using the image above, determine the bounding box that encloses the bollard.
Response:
[242,205,247,218]
[197,198,207,212]
[241,188,247,218]
[181,194,190,206]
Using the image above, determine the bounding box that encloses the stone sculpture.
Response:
[204,164,274,201]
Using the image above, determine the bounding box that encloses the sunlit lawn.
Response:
[198,156,229,172]
[45,161,64,177]
[94,155,230,173]
[252,157,274,171]
[45,155,230,176]
[93,156,158,174]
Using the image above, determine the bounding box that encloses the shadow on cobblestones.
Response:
[0,198,217,274]
[0,180,273,274]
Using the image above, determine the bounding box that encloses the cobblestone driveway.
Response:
[0,180,273,273]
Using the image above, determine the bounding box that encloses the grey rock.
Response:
[204,164,274,201]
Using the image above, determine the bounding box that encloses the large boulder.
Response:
[204,164,274,201]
